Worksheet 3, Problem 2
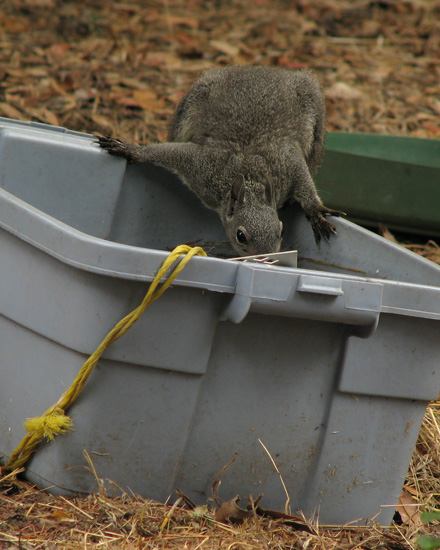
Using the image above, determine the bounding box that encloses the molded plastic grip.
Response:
[222,263,383,337]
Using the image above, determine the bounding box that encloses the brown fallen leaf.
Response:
[210,40,240,57]
[255,506,314,533]
[50,43,71,60]
[118,76,151,90]
[115,96,143,109]
[145,51,182,70]
[49,509,74,522]
[42,108,60,127]
[132,90,166,111]
[174,488,196,510]
[211,456,238,507]
[422,121,440,136]
[90,113,114,133]
[396,486,422,527]
[214,495,255,524]
[166,15,199,28]
[325,82,363,101]
[0,102,25,120]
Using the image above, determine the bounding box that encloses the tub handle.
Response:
[222,264,383,337]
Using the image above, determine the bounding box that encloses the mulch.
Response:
[1,0,440,548]
[1,0,440,143]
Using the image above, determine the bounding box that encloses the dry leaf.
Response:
[115,96,143,108]
[50,43,70,59]
[90,113,114,132]
[359,19,381,38]
[50,509,73,522]
[166,15,199,28]
[396,487,422,527]
[42,108,60,126]
[210,40,240,57]
[404,484,421,498]
[145,51,182,69]
[118,77,150,90]
[0,102,25,120]
[325,82,363,101]
[214,495,254,524]
[255,506,314,533]
[211,456,238,507]
[175,32,202,48]
[422,121,440,136]
[174,488,196,510]
[132,90,166,111]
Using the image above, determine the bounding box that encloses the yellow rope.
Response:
[4,244,207,472]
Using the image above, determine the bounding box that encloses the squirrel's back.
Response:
[98,65,340,254]
[169,66,324,158]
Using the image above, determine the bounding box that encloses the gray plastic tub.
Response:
[1,117,440,525]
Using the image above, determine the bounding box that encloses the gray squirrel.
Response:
[98,66,344,255]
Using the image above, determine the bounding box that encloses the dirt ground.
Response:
[1,0,440,548]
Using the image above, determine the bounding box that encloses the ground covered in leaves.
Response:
[1,0,440,142]
[1,0,440,548]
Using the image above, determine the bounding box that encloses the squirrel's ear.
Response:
[226,175,245,218]
[264,180,274,204]
[231,174,245,201]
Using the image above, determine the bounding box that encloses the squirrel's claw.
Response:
[308,206,345,245]
[323,207,346,218]
[95,136,131,159]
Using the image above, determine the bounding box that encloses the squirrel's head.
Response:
[223,175,283,256]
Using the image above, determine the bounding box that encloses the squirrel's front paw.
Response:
[307,206,346,244]
[96,136,133,160]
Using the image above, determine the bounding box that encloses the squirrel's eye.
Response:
[236,229,248,244]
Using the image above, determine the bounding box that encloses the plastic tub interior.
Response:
[1,118,440,525]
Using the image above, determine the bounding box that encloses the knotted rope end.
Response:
[24,407,74,442]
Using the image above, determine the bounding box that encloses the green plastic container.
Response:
[316,133,440,237]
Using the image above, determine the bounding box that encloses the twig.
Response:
[258,439,291,515]
[211,456,238,507]
[83,449,106,496]
[59,495,95,520]
[160,496,183,532]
